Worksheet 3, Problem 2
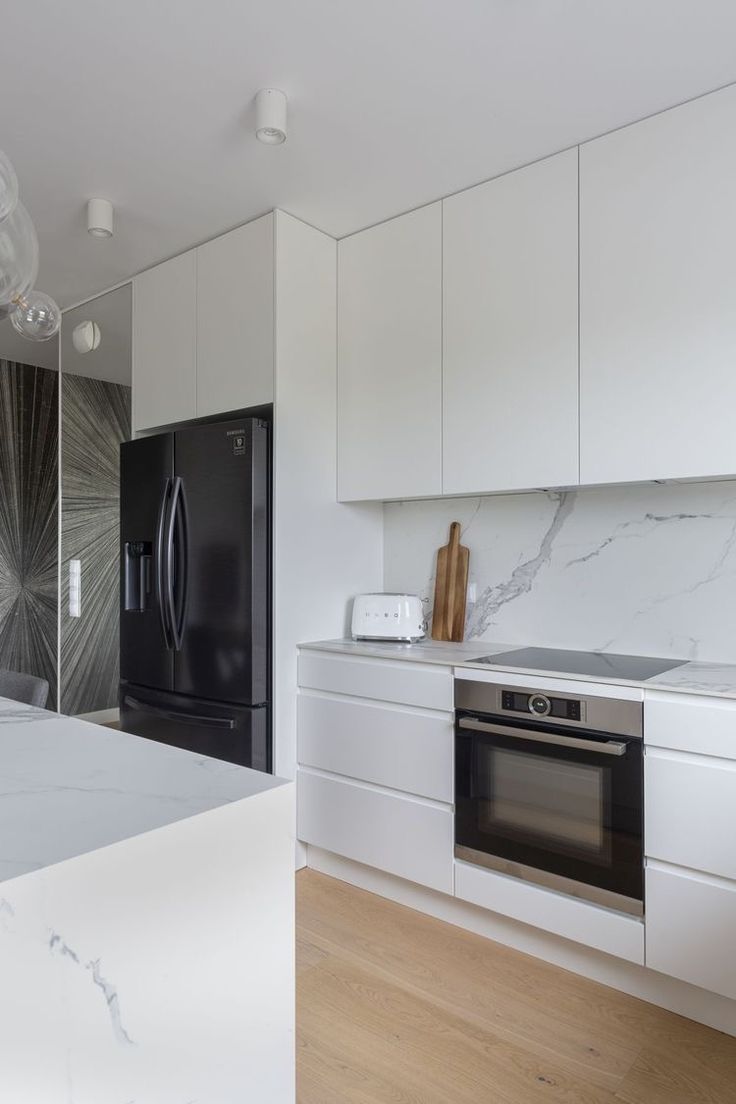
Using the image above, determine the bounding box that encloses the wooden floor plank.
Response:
[297,869,736,1104]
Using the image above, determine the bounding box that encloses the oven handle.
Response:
[458,716,628,757]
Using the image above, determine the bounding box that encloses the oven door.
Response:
[455,713,643,914]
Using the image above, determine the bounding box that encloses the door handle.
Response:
[123,695,236,730]
[155,477,173,649]
[167,477,188,652]
[458,716,628,757]
[165,477,186,651]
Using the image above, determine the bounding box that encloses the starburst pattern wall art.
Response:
[0,361,58,706]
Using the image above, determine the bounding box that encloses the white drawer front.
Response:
[646,863,736,1001]
[298,651,453,711]
[297,769,453,893]
[645,691,736,759]
[646,749,736,879]
[455,860,644,964]
[298,692,453,803]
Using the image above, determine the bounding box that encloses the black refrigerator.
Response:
[119,416,271,771]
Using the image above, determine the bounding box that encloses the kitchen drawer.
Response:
[455,860,644,964]
[644,691,736,759]
[646,862,736,1001]
[646,748,736,879]
[297,769,453,893]
[298,691,453,802]
[298,651,453,711]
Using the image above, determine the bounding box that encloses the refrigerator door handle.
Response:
[166,476,188,652]
[122,695,236,730]
[172,477,189,651]
[155,477,174,649]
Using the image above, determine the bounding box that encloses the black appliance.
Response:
[119,416,271,771]
[455,678,643,915]
[469,646,685,682]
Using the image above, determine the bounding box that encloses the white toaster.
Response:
[351,594,426,643]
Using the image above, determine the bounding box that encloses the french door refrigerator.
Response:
[119,416,271,771]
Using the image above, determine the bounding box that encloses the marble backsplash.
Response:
[383,481,736,663]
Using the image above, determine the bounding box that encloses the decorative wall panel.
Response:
[60,374,131,716]
[0,361,58,706]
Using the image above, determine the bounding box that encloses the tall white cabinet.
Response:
[580,83,736,484]
[337,204,442,501]
[196,215,274,418]
[133,252,197,431]
[442,149,579,495]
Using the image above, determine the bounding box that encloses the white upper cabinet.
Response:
[337,203,442,501]
[133,251,197,432]
[196,213,274,416]
[442,149,579,495]
[580,85,736,484]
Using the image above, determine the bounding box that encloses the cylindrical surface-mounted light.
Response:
[87,198,114,238]
[256,88,287,145]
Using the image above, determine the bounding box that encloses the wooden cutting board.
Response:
[431,522,470,642]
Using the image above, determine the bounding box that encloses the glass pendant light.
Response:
[10,290,61,341]
[0,150,18,223]
[0,201,39,307]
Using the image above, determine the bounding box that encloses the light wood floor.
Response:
[297,869,736,1104]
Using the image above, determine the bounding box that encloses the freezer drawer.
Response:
[119,682,270,772]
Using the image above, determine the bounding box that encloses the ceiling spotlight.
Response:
[255,88,287,145]
[72,319,101,354]
[87,198,114,238]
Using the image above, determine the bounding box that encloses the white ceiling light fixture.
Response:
[72,319,101,354]
[255,88,287,145]
[87,197,114,238]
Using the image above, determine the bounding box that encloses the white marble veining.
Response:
[384,480,736,664]
[0,698,283,883]
[0,778,295,1103]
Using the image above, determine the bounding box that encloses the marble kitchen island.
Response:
[0,696,294,1103]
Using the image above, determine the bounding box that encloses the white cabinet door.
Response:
[442,149,579,495]
[297,691,453,802]
[133,251,197,431]
[297,768,453,893]
[196,214,274,417]
[646,862,736,1000]
[298,650,453,711]
[580,85,736,484]
[646,748,736,880]
[337,203,442,501]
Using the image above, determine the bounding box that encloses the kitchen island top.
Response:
[0,696,284,884]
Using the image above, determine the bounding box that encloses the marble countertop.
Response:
[299,639,736,700]
[0,698,287,885]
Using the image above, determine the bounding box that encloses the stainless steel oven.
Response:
[454,678,644,916]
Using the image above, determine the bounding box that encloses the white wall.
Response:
[273,212,383,781]
[384,480,736,663]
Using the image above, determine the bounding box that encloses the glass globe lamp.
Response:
[10,290,61,341]
[0,150,18,223]
[0,201,38,306]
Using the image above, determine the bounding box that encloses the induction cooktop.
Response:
[470,646,686,682]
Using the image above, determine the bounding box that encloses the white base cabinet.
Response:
[298,769,453,894]
[646,863,736,1001]
[455,859,644,964]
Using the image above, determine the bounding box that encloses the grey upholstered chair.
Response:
[0,668,50,708]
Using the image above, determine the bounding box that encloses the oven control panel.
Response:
[500,689,583,722]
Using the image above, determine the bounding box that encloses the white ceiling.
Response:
[1,0,736,310]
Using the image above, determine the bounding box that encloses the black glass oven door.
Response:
[455,714,643,907]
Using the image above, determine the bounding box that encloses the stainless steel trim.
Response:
[458,716,628,756]
[455,845,644,917]
[455,679,642,738]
